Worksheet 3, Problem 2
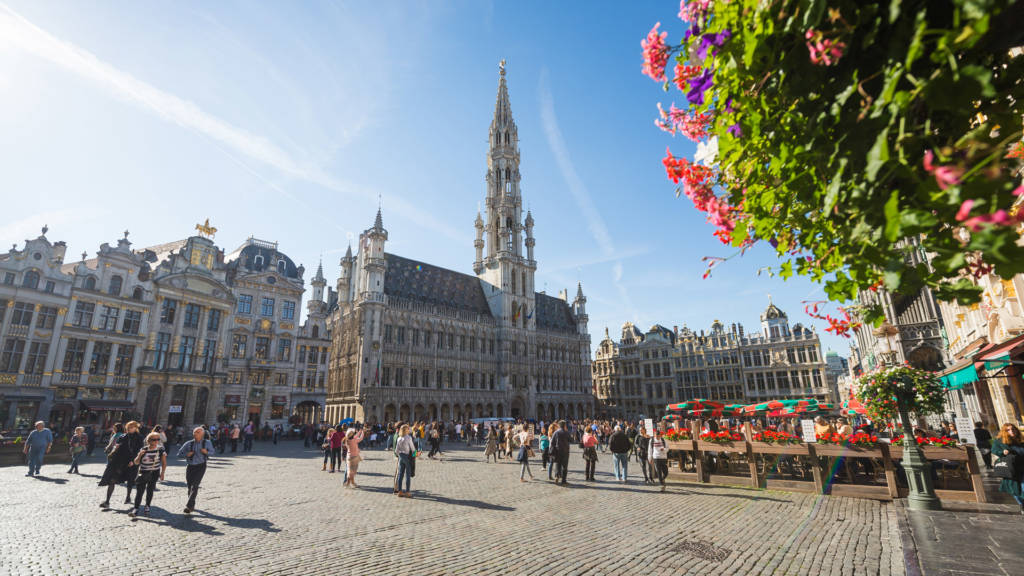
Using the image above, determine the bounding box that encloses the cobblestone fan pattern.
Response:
[0,444,904,576]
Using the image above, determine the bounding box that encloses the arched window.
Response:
[312,325,319,339]
[132,286,144,301]
[22,270,39,289]
[84,276,97,290]
[108,275,122,296]
[277,259,286,274]
[253,255,264,270]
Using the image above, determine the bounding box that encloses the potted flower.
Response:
[857,364,946,509]
[753,430,801,445]
[699,430,743,446]
[843,432,878,447]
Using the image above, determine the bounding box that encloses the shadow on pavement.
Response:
[31,475,68,484]
[195,510,281,533]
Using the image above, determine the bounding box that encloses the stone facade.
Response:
[324,65,594,424]
[593,301,832,420]
[0,227,327,434]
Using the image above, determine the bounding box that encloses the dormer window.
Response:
[277,259,286,274]
[84,276,97,290]
[132,286,144,301]
[253,254,264,270]
[22,270,39,289]
[108,275,122,296]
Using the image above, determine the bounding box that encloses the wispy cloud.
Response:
[538,68,635,319]
[0,4,462,242]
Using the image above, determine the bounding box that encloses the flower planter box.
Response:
[665,439,695,451]
[750,442,810,456]
[885,446,966,461]
[697,440,747,453]
[0,444,72,467]
[812,444,884,458]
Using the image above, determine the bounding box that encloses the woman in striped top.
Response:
[129,432,166,518]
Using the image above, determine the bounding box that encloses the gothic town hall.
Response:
[324,65,593,424]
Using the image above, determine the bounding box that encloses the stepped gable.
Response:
[535,292,577,333]
[383,253,491,316]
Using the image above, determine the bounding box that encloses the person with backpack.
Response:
[178,426,215,514]
[428,423,442,459]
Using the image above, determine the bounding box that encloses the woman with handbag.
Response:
[992,422,1024,512]
[484,425,499,463]
[68,426,87,474]
[98,421,143,508]
[581,427,599,481]
[516,426,535,482]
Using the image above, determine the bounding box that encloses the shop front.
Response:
[221,394,242,423]
[1,393,46,435]
[270,396,288,420]
[79,399,135,429]
[974,333,1024,426]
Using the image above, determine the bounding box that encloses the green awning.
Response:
[939,363,979,390]
[983,355,1011,371]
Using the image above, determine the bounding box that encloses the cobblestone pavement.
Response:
[0,442,905,575]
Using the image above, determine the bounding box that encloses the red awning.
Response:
[978,333,1024,361]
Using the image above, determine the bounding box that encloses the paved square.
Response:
[1,442,904,575]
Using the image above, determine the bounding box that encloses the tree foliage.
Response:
[647,0,1024,326]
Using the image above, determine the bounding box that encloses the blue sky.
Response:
[0,1,852,358]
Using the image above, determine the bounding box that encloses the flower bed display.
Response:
[891,435,957,448]
[700,431,742,444]
[752,430,801,445]
[665,429,692,442]
[816,432,878,447]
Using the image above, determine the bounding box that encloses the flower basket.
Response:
[699,431,743,444]
[665,429,692,442]
[752,430,802,445]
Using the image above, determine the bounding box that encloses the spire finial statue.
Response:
[499,59,506,76]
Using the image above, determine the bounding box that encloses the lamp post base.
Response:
[900,410,941,511]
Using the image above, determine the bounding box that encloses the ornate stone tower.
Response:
[477,61,537,330]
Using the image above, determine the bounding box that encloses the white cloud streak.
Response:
[538,69,636,320]
[0,4,463,242]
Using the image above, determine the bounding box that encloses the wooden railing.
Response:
[664,420,985,503]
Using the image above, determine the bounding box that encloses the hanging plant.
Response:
[855,365,946,421]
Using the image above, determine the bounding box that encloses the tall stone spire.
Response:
[483,60,522,261]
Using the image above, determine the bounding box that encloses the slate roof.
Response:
[535,292,578,333]
[383,254,492,316]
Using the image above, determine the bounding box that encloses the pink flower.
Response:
[655,103,712,141]
[805,29,846,66]
[1012,185,1023,197]
[679,0,714,22]
[923,150,963,190]
[642,23,670,82]
[955,199,974,222]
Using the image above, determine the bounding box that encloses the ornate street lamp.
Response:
[872,322,940,511]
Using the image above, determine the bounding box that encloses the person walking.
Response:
[273,424,282,445]
[993,423,1024,513]
[244,421,256,452]
[99,421,143,508]
[327,427,343,473]
[974,421,993,470]
[649,428,669,492]
[428,424,441,459]
[395,424,416,497]
[68,426,87,474]
[539,428,551,475]
[581,427,599,481]
[178,426,215,514]
[484,425,499,463]
[22,421,53,477]
[635,427,652,484]
[104,423,125,457]
[550,420,571,485]
[85,425,97,457]
[230,424,240,453]
[343,427,365,488]
[516,426,535,482]
[128,432,167,518]
[609,425,631,483]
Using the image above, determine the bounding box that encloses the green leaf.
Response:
[883,191,900,242]
[866,128,890,181]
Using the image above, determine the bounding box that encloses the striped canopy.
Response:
[742,398,818,414]
[841,397,868,415]
[666,399,724,412]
